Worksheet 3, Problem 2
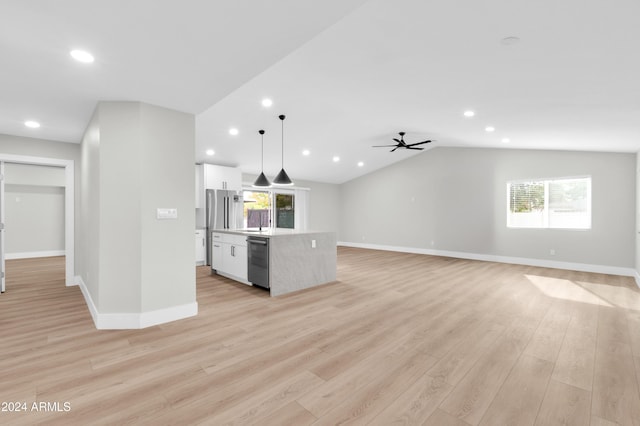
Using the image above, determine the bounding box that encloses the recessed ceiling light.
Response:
[302,149,310,156]
[206,149,215,156]
[333,156,340,162]
[261,98,273,108]
[502,138,510,143]
[357,161,364,167]
[24,120,40,128]
[485,126,495,132]
[463,110,475,118]
[229,128,239,136]
[70,49,94,63]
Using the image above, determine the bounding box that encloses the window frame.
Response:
[506,175,592,230]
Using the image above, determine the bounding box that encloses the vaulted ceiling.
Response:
[3,0,639,184]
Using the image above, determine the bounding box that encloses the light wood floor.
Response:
[2,249,640,425]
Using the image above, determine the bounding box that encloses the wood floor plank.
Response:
[256,401,317,426]
[427,320,505,387]
[478,354,554,426]
[591,415,621,426]
[423,408,473,426]
[534,379,591,426]
[438,317,541,425]
[591,307,640,426]
[552,303,598,391]
[310,350,438,425]
[524,301,572,362]
[627,310,640,357]
[204,371,324,425]
[372,372,453,425]
[1,251,639,424]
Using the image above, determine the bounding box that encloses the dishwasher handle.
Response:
[247,238,268,245]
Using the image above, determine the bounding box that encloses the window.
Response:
[275,193,294,229]
[507,177,591,229]
[243,190,271,229]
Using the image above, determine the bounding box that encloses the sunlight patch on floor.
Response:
[525,274,640,310]
[576,281,640,311]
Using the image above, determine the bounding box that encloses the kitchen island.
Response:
[211,229,337,296]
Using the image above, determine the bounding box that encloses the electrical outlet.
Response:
[549,249,555,256]
[311,239,316,248]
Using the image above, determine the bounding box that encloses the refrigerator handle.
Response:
[224,196,229,229]
[206,190,211,228]
[208,190,217,230]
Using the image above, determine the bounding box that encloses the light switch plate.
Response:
[157,208,178,219]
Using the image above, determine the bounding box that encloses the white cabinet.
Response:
[195,164,242,208]
[210,232,248,284]
[195,230,206,265]
[225,243,247,281]
[204,164,242,191]
[211,241,224,271]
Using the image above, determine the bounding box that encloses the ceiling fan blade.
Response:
[406,140,432,147]
[390,147,399,152]
[372,144,398,147]
[393,138,402,143]
[406,146,425,150]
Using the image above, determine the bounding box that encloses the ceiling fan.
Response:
[373,132,432,152]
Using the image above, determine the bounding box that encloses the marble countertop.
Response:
[211,228,332,238]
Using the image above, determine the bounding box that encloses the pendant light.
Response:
[273,114,294,185]
[253,130,271,187]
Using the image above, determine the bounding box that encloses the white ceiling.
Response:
[3,0,640,184]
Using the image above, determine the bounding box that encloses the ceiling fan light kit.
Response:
[372,131,432,152]
[273,114,294,185]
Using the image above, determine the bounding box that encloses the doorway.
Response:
[0,155,74,293]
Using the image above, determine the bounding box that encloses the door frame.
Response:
[0,154,75,286]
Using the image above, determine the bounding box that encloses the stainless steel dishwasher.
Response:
[247,237,269,289]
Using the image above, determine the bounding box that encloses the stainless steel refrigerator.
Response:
[205,188,243,266]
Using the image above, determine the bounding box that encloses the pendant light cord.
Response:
[259,129,266,173]
[281,117,284,168]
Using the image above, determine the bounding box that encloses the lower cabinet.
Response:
[211,232,249,284]
[195,230,206,265]
[211,239,224,271]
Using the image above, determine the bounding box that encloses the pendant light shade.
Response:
[273,114,294,185]
[253,130,271,188]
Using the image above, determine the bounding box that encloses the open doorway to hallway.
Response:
[0,155,74,294]
[1,163,66,293]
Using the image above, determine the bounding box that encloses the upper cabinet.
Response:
[205,164,242,191]
[195,164,243,205]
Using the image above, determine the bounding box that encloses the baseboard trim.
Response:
[139,303,198,329]
[6,250,65,260]
[76,275,99,327]
[74,275,198,330]
[337,241,636,277]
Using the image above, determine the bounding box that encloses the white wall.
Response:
[80,111,101,306]
[138,103,196,312]
[4,164,66,256]
[79,101,196,326]
[4,185,64,255]
[4,163,65,186]
[340,147,635,270]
